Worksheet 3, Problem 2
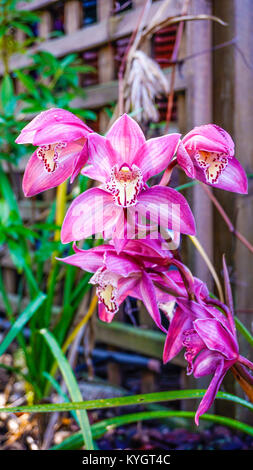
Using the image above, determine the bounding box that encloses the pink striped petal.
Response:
[163,306,192,363]
[83,133,120,183]
[56,250,104,273]
[22,141,83,196]
[139,272,166,332]
[70,140,89,183]
[194,156,248,194]
[176,141,196,178]
[183,124,234,156]
[195,357,226,425]
[104,252,142,277]
[106,114,146,165]
[136,186,196,235]
[193,349,223,378]
[193,318,239,360]
[61,187,119,243]
[16,108,91,145]
[133,133,181,181]
[98,303,115,323]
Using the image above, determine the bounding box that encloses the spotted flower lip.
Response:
[177,124,248,194]
[16,108,92,196]
[61,113,196,245]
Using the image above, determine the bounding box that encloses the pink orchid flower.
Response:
[177,124,247,194]
[162,297,253,425]
[61,114,196,246]
[58,238,184,331]
[16,108,92,196]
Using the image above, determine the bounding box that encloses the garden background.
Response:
[0,0,252,451]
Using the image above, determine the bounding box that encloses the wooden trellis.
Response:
[1,0,252,417]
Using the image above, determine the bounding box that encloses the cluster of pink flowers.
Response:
[17,108,250,424]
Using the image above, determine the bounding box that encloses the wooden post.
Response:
[97,0,114,133]
[212,0,238,419]
[38,10,52,39]
[186,0,213,289]
[183,0,213,413]
[233,0,253,424]
[64,0,83,35]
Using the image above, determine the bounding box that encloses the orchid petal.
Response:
[83,133,120,183]
[133,133,181,181]
[176,141,196,178]
[194,156,248,194]
[56,250,104,273]
[106,114,146,165]
[139,271,166,332]
[104,252,142,277]
[193,349,224,378]
[195,358,226,425]
[98,303,115,323]
[16,108,91,145]
[136,186,196,235]
[70,140,89,183]
[193,318,239,359]
[22,141,83,196]
[61,187,119,243]
[183,124,234,156]
[163,306,192,363]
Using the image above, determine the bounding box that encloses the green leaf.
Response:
[39,329,94,450]
[42,371,78,423]
[0,167,20,217]
[1,389,252,414]
[51,410,253,449]
[235,316,253,347]
[14,70,39,98]
[0,75,16,115]
[0,292,46,357]
[11,22,34,37]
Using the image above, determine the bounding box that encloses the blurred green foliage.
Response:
[0,0,96,402]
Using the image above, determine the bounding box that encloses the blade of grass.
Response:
[0,292,46,357]
[42,371,78,422]
[1,389,252,414]
[235,316,253,348]
[188,235,224,302]
[39,328,94,450]
[44,295,97,397]
[51,410,253,450]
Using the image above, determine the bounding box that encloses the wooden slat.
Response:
[15,68,186,118]
[18,0,58,10]
[71,68,186,109]
[2,0,183,75]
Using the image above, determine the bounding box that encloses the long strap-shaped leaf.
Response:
[51,410,253,450]
[0,388,252,414]
[39,329,94,450]
[0,292,46,357]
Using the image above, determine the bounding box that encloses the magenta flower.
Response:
[58,238,183,331]
[177,124,247,193]
[162,298,243,424]
[61,114,195,245]
[16,108,92,196]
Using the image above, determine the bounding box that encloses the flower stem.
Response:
[188,235,224,303]
[238,355,253,372]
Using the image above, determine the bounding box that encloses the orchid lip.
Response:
[106,163,143,208]
[37,142,67,173]
[90,267,119,314]
[195,150,228,185]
